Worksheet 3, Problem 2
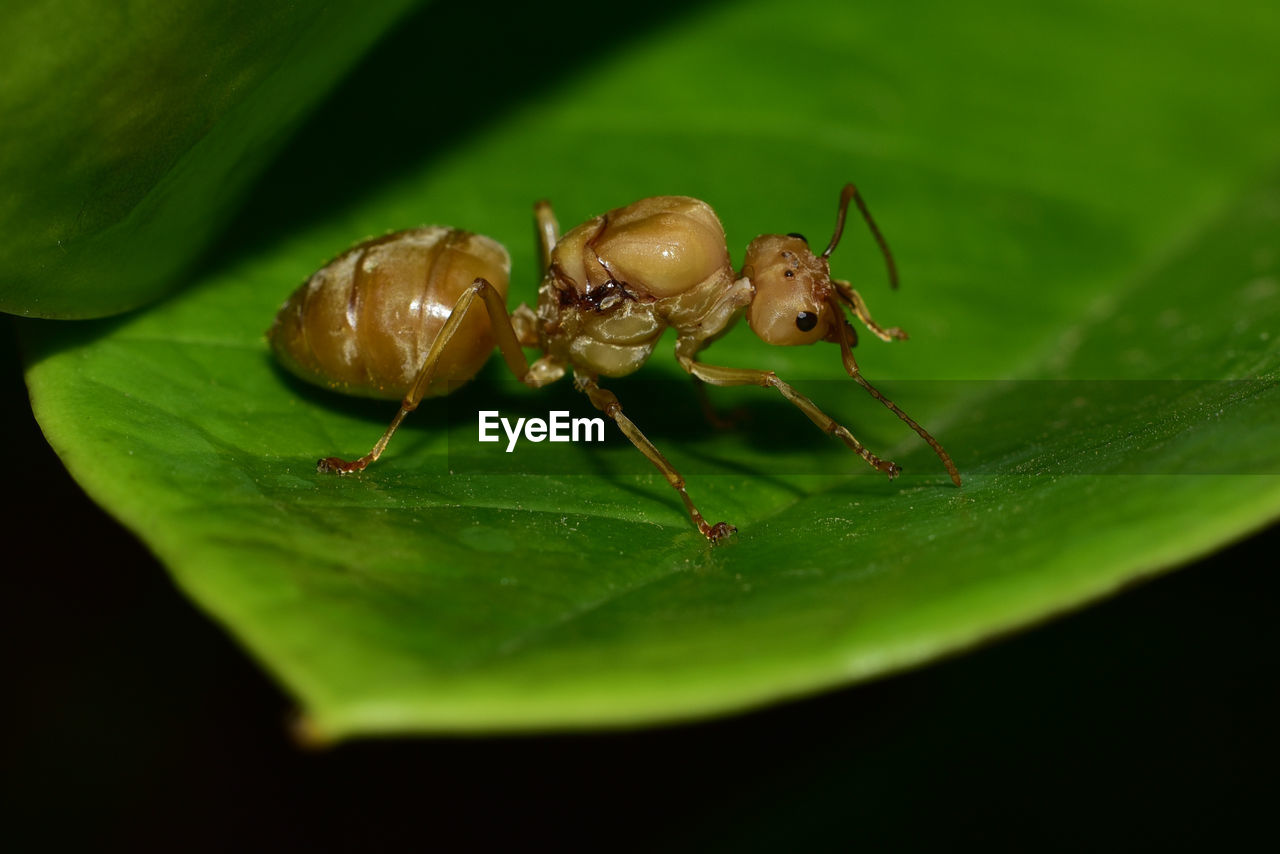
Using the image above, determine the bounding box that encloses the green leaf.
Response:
[20,0,1280,737]
[0,0,418,318]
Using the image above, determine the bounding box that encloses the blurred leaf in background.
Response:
[14,0,1280,737]
[0,0,418,318]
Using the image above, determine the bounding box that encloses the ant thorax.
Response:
[534,196,748,378]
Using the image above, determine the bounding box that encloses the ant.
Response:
[270,184,961,542]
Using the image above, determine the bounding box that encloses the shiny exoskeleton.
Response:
[269,185,961,543]
[271,226,510,400]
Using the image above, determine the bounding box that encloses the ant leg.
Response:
[828,310,961,486]
[576,374,736,543]
[510,303,541,348]
[832,279,907,342]
[678,356,902,479]
[534,199,560,272]
[318,277,537,474]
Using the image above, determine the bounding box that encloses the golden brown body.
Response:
[529,196,751,381]
[269,227,509,400]
[270,186,960,542]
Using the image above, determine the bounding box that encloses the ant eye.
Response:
[795,311,818,332]
[784,269,794,278]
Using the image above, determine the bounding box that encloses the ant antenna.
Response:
[822,183,899,290]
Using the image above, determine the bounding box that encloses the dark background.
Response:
[3,332,1276,851]
[5,2,1277,845]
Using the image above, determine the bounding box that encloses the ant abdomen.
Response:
[269,227,510,400]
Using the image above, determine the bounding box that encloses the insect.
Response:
[269,184,961,542]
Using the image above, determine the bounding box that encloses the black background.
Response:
[3,333,1276,851]
[6,2,1277,846]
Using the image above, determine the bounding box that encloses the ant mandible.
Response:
[269,184,961,543]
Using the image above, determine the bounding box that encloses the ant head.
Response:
[741,233,836,346]
[742,184,898,347]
